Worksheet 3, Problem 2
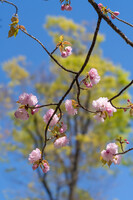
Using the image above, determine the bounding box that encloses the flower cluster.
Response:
[61,4,72,11]
[14,93,39,120]
[43,109,59,126]
[98,3,120,19]
[28,148,50,173]
[92,97,117,122]
[83,68,100,88]
[101,143,122,166]
[65,99,78,115]
[61,46,72,58]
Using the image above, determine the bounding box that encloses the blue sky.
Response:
[0,0,133,199]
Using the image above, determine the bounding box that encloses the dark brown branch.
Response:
[76,79,96,113]
[51,43,62,55]
[0,0,18,15]
[27,103,58,109]
[20,29,77,75]
[88,0,133,47]
[108,80,133,109]
[115,148,133,155]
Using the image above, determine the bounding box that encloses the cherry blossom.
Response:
[43,109,59,126]
[59,122,67,133]
[101,143,121,165]
[61,46,72,58]
[42,162,50,173]
[18,93,38,106]
[28,148,41,164]
[54,136,69,148]
[65,99,78,116]
[61,4,72,11]
[92,97,116,122]
[31,104,40,115]
[14,108,29,120]
[111,11,120,19]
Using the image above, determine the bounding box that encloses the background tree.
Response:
[0,16,132,200]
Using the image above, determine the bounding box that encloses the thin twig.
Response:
[108,9,133,28]
[115,148,133,156]
[20,29,77,75]
[108,80,133,109]
[0,0,18,15]
[88,0,133,47]
[76,79,96,113]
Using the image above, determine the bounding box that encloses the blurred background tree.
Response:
[0,16,132,200]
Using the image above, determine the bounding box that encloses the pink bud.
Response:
[61,51,68,58]
[32,164,38,170]
[98,3,103,10]
[111,11,120,19]
[61,4,65,11]
[65,5,72,11]
[127,99,131,103]
[124,139,127,141]
[126,141,129,144]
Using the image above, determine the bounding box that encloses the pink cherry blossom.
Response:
[32,164,39,170]
[65,99,77,115]
[111,11,120,19]
[18,93,38,106]
[54,136,69,148]
[65,46,72,56]
[112,155,122,165]
[28,148,41,164]
[88,68,100,85]
[42,162,50,173]
[43,109,59,126]
[59,123,67,133]
[92,97,116,122]
[61,51,68,58]
[31,104,40,115]
[65,5,72,11]
[61,4,65,11]
[19,93,29,105]
[98,3,103,10]
[101,143,121,165]
[14,108,29,120]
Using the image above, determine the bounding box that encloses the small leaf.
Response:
[63,41,71,45]
[59,35,64,42]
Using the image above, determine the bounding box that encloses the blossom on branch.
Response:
[14,108,29,120]
[54,136,69,148]
[28,148,41,164]
[65,99,78,115]
[61,46,72,58]
[19,93,38,106]
[43,109,59,126]
[61,4,72,11]
[101,143,122,166]
[92,97,116,122]
[111,11,120,19]
[83,68,100,88]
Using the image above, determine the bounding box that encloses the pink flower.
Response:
[65,46,72,56]
[111,11,120,19]
[94,112,106,123]
[88,68,100,85]
[61,4,65,11]
[98,3,103,10]
[54,136,69,148]
[65,99,77,115]
[31,104,40,115]
[28,148,41,164]
[101,143,121,165]
[43,109,59,126]
[65,5,72,11]
[32,164,39,170]
[14,108,29,120]
[18,93,38,106]
[19,93,29,105]
[59,123,67,133]
[92,97,116,122]
[61,51,68,58]
[112,155,122,165]
[42,162,50,173]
